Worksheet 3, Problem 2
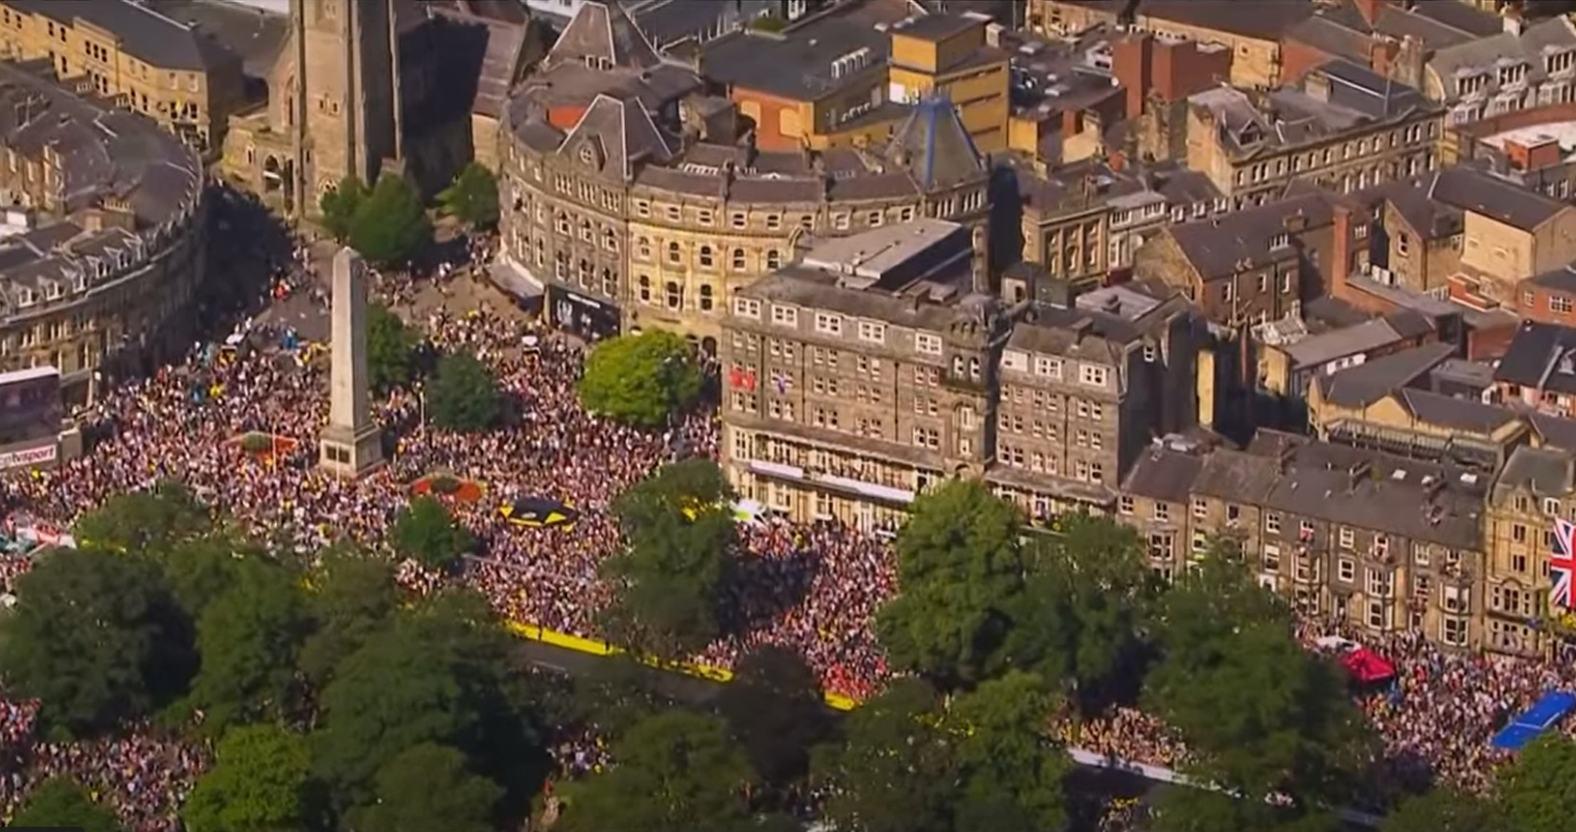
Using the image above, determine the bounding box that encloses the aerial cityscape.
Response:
[2,0,1576,830]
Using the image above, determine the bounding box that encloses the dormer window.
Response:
[1270,232,1290,250]
[17,289,32,307]
[1551,49,1576,75]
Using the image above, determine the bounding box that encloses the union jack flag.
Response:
[1553,518,1576,612]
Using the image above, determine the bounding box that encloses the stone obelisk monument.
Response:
[318,247,384,478]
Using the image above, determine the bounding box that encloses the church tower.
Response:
[291,0,403,210]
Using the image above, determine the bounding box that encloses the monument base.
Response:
[318,423,384,479]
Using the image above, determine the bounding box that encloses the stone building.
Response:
[0,0,246,155]
[1121,432,1487,650]
[221,0,534,215]
[497,2,992,344]
[718,218,1202,528]
[1424,14,1576,127]
[0,61,206,395]
[988,281,1201,521]
[1280,0,1500,89]
[886,12,1010,153]
[1134,193,1359,328]
[1485,445,1574,657]
[719,219,1003,529]
[1185,61,1444,207]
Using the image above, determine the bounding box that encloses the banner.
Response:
[0,442,55,470]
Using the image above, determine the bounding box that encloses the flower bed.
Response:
[411,472,485,504]
[228,432,299,463]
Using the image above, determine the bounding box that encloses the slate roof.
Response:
[1315,341,1457,408]
[425,0,533,119]
[1494,320,1576,396]
[547,1,663,70]
[1527,263,1576,295]
[558,94,674,183]
[9,0,238,72]
[1120,446,1203,503]
[1168,193,1333,280]
[1395,388,1520,435]
[1529,412,1576,452]
[1495,445,1574,499]
[701,16,890,101]
[1281,312,1430,371]
[1425,167,1567,231]
[883,96,986,191]
[1131,0,1316,41]
[1428,15,1576,101]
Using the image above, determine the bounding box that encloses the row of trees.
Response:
[318,162,498,267]
[0,486,546,831]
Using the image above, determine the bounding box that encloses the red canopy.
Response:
[1340,647,1396,684]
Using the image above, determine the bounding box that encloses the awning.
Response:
[489,258,544,299]
[1339,647,1395,684]
[1492,691,1576,751]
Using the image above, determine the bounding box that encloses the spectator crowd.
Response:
[1,227,1575,828]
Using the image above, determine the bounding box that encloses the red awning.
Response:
[1340,647,1396,684]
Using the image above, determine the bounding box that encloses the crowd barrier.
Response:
[503,619,857,710]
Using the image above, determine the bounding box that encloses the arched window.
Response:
[732,248,746,270]
[952,355,964,375]
[699,284,714,311]
[638,274,652,302]
[578,259,591,285]
[766,249,781,270]
[603,228,617,251]
[969,357,980,379]
[638,237,651,259]
[667,241,682,264]
[699,245,714,268]
[665,281,682,309]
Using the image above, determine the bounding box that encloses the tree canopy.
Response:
[1500,733,1576,832]
[559,710,754,832]
[391,495,474,572]
[367,303,418,393]
[73,482,209,556]
[186,558,312,733]
[347,174,430,266]
[11,777,124,832]
[183,724,312,832]
[319,175,368,243]
[578,331,703,428]
[346,743,503,832]
[875,480,1026,689]
[427,353,502,433]
[0,547,194,737]
[602,459,736,659]
[1380,788,1505,832]
[298,551,400,686]
[438,162,500,229]
[714,645,831,787]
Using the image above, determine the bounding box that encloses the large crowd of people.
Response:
[3,212,1576,827]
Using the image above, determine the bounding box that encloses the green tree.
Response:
[311,592,541,811]
[437,162,500,229]
[427,353,502,433]
[1005,514,1153,707]
[875,479,1025,689]
[319,175,368,242]
[187,559,311,733]
[1501,734,1576,832]
[346,743,502,832]
[0,548,193,737]
[348,174,430,266]
[560,710,754,832]
[367,303,418,392]
[602,459,735,659]
[183,724,311,832]
[391,495,474,572]
[949,671,1070,832]
[814,679,956,832]
[160,533,253,618]
[578,331,703,428]
[73,482,209,556]
[1381,788,1505,832]
[11,777,122,832]
[714,645,831,787]
[1144,618,1363,803]
[298,551,400,686]
[1149,788,1343,832]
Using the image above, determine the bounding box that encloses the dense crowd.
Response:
[6,213,1576,826]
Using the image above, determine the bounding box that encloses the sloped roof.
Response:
[547,1,663,71]
[1316,341,1457,408]
[883,96,985,190]
[1427,167,1567,231]
[558,94,673,182]
[1168,193,1333,280]
[11,0,238,72]
[1495,320,1576,395]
